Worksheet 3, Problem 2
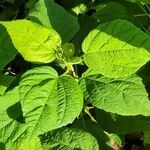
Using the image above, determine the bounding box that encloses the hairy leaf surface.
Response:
[10,136,42,150]
[19,66,83,137]
[40,127,99,150]
[82,19,150,77]
[80,74,150,116]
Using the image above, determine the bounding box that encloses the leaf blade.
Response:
[29,0,79,43]
[1,19,61,63]
[82,19,150,77]
[19,66,83,136]
[80,74,150,116]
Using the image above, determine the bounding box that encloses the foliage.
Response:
[0,0,150,149]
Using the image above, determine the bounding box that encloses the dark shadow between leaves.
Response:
[0,142,5,150]
[7,102,25,123]
[137,60,150,97]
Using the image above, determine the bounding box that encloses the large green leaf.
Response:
[82,19,150,77]
[19,66,83,137]
[1,20,61,63]
[28,0,79,43]
[40,127,99,150]
[80,74,150,116]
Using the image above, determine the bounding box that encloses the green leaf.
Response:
[0,87,20,144]
[82,19,150,77]
[0,19,61,63]
[94,2,129,23]
[40,127,99,150]
[95,108,150,134]
[126,0,150,4]
[0,87,19,130]
[62,43,75,58]
[80,74,150,116]
[10,136,42,150]
[144,132,150,144]
[19,66,83,136]
[0,74,15,95]
[28,0,79,43]
[106,133,122,149]
[62,42,82,64]
[72,119,111,150]
[0,24,18,70]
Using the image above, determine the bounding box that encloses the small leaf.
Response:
[82,19,150,77]
[19,66,83,136]
[80,74,150,116]
[40,127,99,150]
[1,20,61,63]
[62,42,75,58]
[28,0,79,43]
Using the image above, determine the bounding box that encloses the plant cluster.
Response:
[0,0,150,149]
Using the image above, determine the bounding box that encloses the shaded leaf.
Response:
[94,2,129,23]
[0,24,18,70]
[95,108,150,134]
[0,74,15,95]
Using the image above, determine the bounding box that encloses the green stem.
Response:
[84,106,97,122]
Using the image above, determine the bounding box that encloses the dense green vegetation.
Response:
[0,0,150,149]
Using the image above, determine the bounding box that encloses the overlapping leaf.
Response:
[40,127,99,150]
[0,74,15,95]
[82,19,150,77]
[94,2,129,23]
[0,24,18,70]
[0,87,20,144]
[29,0,79,42]
[80,74,150,116]
[95,108,150,134]
[0,20,61,63]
